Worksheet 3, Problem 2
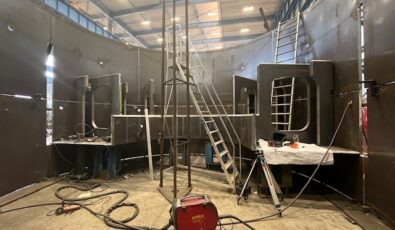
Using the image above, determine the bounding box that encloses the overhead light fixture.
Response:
[207,11,218,16]
[7,24,15,32]
[14,94,33,100]
[141,20,151,25]
[171,17,180,22]
[157,37,163,42]
[243,6,254,12]
[103,26,108,30]
[240,28,250,33]
[46,54,55,67]
[211,32,221,36]
[214,46,222,49]
[45,70,55,78]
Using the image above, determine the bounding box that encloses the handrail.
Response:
[185,37,243,179]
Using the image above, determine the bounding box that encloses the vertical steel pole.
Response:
[172,0,178,199]
[159,0,166,187]
[185,0,191,188]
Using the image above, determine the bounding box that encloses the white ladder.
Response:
[272,12,300,131]
[165,25,240,190]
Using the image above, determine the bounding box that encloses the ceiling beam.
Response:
[89,0,148,48]
[149,33,262,49]
[116,16,273,38]
[112,0,219,19]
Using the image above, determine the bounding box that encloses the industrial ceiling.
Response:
[66,0,281,51]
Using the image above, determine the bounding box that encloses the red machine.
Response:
[171,195,218,230]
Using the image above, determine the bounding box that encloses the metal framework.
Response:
[158,0,192,200]
[271,0,317,29]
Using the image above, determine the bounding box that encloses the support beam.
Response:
[149,33,261,49]
[129,16,273,37]
[112,0,219,19]
[89,0,147,48]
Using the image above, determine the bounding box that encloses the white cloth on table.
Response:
[257,139,334,165]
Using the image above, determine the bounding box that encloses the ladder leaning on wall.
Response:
[271,12,301,131]
[164,25,241,191]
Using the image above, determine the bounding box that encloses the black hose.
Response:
[219,214,255,229]
[54,185,153,230]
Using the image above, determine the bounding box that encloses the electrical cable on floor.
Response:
[0,182,160,230]
[0,102,353,229]
[220,101,353,226]
[218,214,254,230]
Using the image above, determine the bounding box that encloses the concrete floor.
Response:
[0,170,390,230]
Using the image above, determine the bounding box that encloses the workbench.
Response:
[52,140,119,179]
[255,139,360,193]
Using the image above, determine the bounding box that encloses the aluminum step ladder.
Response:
[175,63,239,189]
[272,12,300,131]
[165,25,241,190]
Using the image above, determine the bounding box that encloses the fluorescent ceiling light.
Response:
[14,94,32,100]
[157,38,163,42]
[46,54,55,67]
[141,20,151,25]
[211,32,221,36]
[207,11,218,16]
[243,6,254,12]
[103,26,108,30]
[45,70,55,78]
[240,28,250,33]
[171,17,180,22]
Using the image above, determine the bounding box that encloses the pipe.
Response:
[185,0,191,188]
[172,0,178,199]
[159,0,166,188]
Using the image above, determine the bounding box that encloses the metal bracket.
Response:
[359,80,378,97]
[360,79,395,97]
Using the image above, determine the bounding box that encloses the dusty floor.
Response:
[0,170,390,230]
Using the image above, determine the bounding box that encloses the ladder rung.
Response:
[272,122,290,125]
[210,129,219,134]
[278,31,297,40]
[219,150,228,157]
[273,94,292,97]
[214,140,224,146]
[280,16,298,25]
[280,24,297,32]
[277,40,297,48]
[223,161,233,170]
[277,57,295,63]
[273,84,293,89]
[277,49,296,56]
[272,103,291,106]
